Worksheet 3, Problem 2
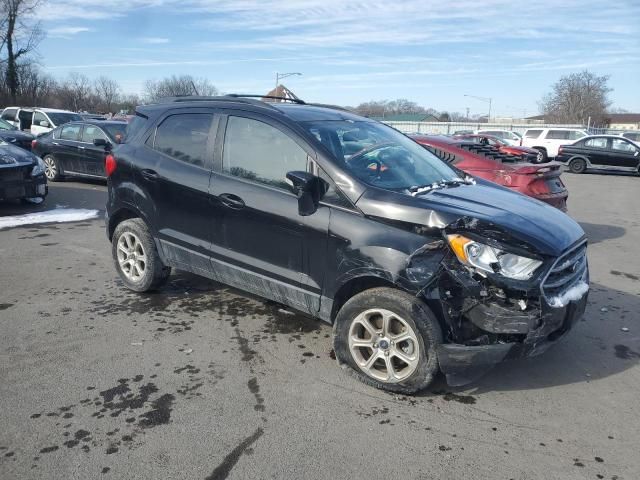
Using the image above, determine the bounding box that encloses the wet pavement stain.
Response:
[247,378,265,412]
[439,392,477,405]
[205,428,264,480]
[614,344,640,359]
[138,394,175,428]
[610,270,639,281]
[0,303,13,311]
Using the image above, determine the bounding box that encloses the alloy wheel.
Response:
[43,157,57,180]
[116,232,147,282]
[348,308,420,383]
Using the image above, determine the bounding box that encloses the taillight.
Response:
[31,139,37,149]
[105,154,117,177]
[558,146,564,156]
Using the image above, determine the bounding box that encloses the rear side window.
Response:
[584,138,607,149]
[60,124,81,140]
[524,129,542,139]
[82,125,108,143]
[1,108,17,121]
[153,113,213,167]
[546,130,571,140]
[222,116,308,190]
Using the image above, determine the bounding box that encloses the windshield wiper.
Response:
[409,176,475,196]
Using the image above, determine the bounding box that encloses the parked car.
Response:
[0,107,82,136]
[106,96,588,392]
[475,129,521,146]
[621,131,640,142]
[0,118,35,151]
[79,113,107,121]
[32,120,126,181]
[521,128,588,160]
[452,133,545,162]
[411,135,568,211]
[0,139,48,203]
[556,135,640,174]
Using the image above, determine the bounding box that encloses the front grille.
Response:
[542,242,588,300]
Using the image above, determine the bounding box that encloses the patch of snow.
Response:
[0,208,99,230]
[548,281,589,308]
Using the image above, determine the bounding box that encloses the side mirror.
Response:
[93,138,112,151]
[39,120,49,127]
[286,171,328,216]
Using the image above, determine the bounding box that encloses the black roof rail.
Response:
[154,95,281,111]
[226,94,306,105]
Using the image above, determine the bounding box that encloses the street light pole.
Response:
[464,94,493,122]
[275,72,302,90]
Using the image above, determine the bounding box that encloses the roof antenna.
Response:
[190,80,200,96]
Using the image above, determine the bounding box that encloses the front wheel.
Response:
[333,287,442,394]
[112,218,171,292]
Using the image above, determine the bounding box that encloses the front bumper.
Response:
[437,283,588,386]
[0,174,47,201]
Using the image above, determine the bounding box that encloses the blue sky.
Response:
[35,0,640,116]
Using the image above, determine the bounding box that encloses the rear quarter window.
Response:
[524,130,542,139]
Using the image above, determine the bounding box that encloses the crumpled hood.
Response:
[0,143,38,168]
[357,181,585,257]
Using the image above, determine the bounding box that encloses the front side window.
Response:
[524,129,542,139]
[612,139,636,152]
[33,111,48,126]
[584,138,608,149]
[153,113,213,167]
[222,116,308,190]
[60,124,81,141]
[82,125,108,144]
[304,120,460,191]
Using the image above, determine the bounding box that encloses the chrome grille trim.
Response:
[541,242,588,301]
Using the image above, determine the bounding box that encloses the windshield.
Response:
[303,120,460,190]
[47,112,82,126]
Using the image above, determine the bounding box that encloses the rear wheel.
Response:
[333,287,442,394]
[533,147,548,162]
[43,155,62,181]
[112,218,171,292]
[568,157,587,174]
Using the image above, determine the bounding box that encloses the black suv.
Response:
[106,96,589,392]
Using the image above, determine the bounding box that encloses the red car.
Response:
[453,133,545,163]
[410,135,568,211]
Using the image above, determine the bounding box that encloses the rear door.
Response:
[57,124,83,173]
[135,109,218,276]
[582,137,609,166]
[32,111,50,136]
[80,124,110,176]
[208,112,330,314]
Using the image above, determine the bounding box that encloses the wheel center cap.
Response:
[379,339,390,350]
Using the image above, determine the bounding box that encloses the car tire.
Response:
[43,154,62,181]
[112,218,171,292]
[333,287,442,394]
[568,157,587,174]
[533,148,548,162]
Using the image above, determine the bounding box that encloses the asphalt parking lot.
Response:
[1,173,639,480]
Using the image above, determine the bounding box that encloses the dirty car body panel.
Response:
[0,142,48,202]
[106,98,588,387]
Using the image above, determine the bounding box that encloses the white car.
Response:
[521,127,588,159]
[475,129,522,146]
[0,107,82,136]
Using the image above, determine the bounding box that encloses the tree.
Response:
[57,72,93,111]
[539,70,612,124]
[353,99,430,117]
[94,76,120,113]
[143,75,218,102]
[0,0,44,103]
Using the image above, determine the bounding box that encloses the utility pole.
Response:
[466,107,470,121]
[275,72,302,90]
[464,94,492,122]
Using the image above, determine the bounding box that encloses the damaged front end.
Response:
[420,219,589,386]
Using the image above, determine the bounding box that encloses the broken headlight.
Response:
[31,157,46,177]
[446,234,542,280]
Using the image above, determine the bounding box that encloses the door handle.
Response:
[52,142,59,145]
[140,169,159,181]
[219,193,245,209]
[78,146,85,150]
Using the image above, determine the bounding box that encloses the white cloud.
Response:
[48,26,91,38]
[140,37,170,44]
